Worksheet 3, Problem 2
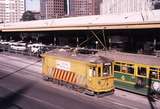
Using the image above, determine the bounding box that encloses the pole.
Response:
[54,36,56,46]
[76,36,79,47]
[109,38,111,50]
[153,38,156,52]
[95,41,98,49]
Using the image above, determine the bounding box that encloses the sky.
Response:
[26,0,40,12]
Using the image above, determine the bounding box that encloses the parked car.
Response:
[10,42,26,51]
[27,43,46,53]
[0,40,10,45]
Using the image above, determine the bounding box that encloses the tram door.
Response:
[136,66,147,87]
[87,65,103,92]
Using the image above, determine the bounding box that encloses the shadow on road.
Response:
[0,83,33,109]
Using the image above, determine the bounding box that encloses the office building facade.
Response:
[69,0,102,16]
[100,0,153,14]
[40,0,65,19]
[0,0,25,23]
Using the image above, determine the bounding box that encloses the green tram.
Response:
[98,51,160,96]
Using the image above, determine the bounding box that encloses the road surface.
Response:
[0,52,159,109]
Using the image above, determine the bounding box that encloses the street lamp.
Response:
[95,41,98,49]
[153,38,157,52]
[109,38,111,50]
[76,37,79,47]
[54,36,56,46]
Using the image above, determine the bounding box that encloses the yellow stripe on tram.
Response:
[55,68,59,79]
[68,72,74,83]
[57,69,61,80]
[60,70,65,80]
[62,71,67,81]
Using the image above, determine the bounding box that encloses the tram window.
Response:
[122,63,126,65]
[103,65,110,76]
[150,71,158,79]
[128,64,133,66]
[114,65,120,71]
[98,67,101,77]
[92,67,96,77]
[127,67,134,74]
[89,67,96,77]
[115,62,120,64]
[150,67,158,70]
[121,66,127,73]
[138,67,147,76]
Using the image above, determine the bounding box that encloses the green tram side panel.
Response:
[114,72,148,95]
[115,81,148,95]
[114,72,136,82]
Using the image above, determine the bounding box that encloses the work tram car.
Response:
[41,48,114,95]
[98,51,160,97]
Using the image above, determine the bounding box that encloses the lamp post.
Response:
[153,38,156,52]
[95,41,98,49]
[109,38,111,50]
[76,37,79,47]
[54,36,56,46]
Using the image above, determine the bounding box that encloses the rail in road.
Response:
[0,52,159,109]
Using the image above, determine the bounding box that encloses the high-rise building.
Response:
[152,0,160,9]
[40,0,65,19]
[100,0,153,15]
[0,0,5,23]
[0,0,25,23]
[25,0,40,12]
[69,0,102,17]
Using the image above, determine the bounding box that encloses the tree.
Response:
[21,11,36,21]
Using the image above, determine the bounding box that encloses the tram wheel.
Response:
[43,75,49,81]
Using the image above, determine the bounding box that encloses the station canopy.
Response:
[1,10,160,32]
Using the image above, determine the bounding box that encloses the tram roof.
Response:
[97,51,160,66]
[2,10,160,32]
[43,48,112,64]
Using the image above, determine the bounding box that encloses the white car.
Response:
[0,41,10,45]
[11,42,26,51]
[27,43,45,53]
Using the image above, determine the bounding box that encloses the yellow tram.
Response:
[41,48,114,94]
